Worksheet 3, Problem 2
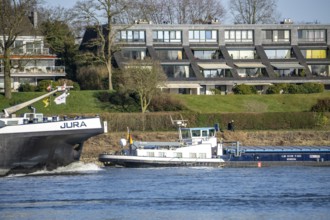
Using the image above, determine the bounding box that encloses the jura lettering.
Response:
[60,121,87,129]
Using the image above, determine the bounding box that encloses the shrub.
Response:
[36,79,80,91]
[149,94,186,111]
[57,78,81,91]
[96,91,111,102]
[76,65,108,90]
[232,84,257,94]
[284,84,300,94]
[311,98,330,112]
[266,83,324,94]
[18,83,36,92]
[209,88,222,95]
[302,83,324,94]
[95,91,140,112]
[266,84,287,94]
[36,80,59,92]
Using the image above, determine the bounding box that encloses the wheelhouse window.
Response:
[156,49,186,60]
[301,49,327,59]
[191,129,201,137]
[262,30,290,43]
[175,152,183,158]
[189,30,217,43]
[265,49,292,59]
[153,30,181,43]
[116,30,145,42]
[181,129,191,139]
[225,30,253,43]
[228,49,257,59]
[298,30,326,42]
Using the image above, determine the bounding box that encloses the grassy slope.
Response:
[0,91,105,115]
[175,92,330,113]
[1,91,330,115]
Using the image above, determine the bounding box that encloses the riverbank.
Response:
[81,130,330,165]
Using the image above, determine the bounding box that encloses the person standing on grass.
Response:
[227,120,235,131]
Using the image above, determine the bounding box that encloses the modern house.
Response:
[81,20,330,95]
[0,12,65,91]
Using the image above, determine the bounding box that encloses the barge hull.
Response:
[99,154,330,168]
[0,119,104,176]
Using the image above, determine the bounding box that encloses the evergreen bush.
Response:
[232,84,257,94]
[18,83,36,92]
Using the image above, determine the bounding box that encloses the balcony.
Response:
[5,66,66,77]
[10,48,51,55]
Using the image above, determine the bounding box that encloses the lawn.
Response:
[175,92,330,113]
[0,91,107,115]
[1,90,329,115]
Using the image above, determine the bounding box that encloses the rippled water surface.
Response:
[1,164,330,220]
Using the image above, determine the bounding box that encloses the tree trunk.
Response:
[107,7,113,91]
[4,49,12,99]
[107,62,113,90]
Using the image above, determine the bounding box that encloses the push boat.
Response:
[0,86,105,176]
[99,118,330,168]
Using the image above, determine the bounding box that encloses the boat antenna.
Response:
[170,115,188,141]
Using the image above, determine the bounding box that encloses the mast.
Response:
[2,84,73,117]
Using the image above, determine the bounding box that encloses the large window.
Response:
[228,49,256,59]
[202,69,231,78]
[26,41,42,54]
[309,65,329,77]
[265,49,292,59]
[162,65,190,78]
[117,30,145,42]
[301,49,327,59]
[122,49,147,60]
[193,50,222,59]
[12,40,24,54]
[225,30,253,43]
[153,30,181,43]
[156,49,185,60]
[262,30,290,43]
[237,68,265,78]
[298,30,326,42]
[189,30,217,43]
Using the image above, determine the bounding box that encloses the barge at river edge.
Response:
[0,87,105,176]
[99,118,330,168]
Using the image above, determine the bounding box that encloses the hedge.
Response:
[92,112,330,132]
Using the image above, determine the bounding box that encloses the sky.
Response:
[44,0,330,24]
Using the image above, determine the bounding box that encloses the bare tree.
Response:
[74,0,130,91]
[0,0,37,99]
[229,0,279,24]
[123,0,226,24]
[122,59,167,113]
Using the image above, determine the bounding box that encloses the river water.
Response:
[1,163,330,220]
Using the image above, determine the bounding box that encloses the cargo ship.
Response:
[99,118,330,168]
[0,87,105,176]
